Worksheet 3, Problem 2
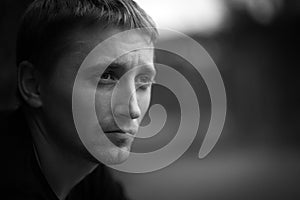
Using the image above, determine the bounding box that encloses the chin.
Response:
[93,144,132,165]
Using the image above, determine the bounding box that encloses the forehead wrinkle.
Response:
[115,49,154,71]
[69,29,155,74]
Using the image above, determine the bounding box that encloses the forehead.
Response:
[72,26,154,56]
[51,26,155,79]
[72,27,153,66]
[72,26,155,73]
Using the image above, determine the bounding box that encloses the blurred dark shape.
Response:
[0,0,33,111]
[227,0,284,25]
[220,0,300,147]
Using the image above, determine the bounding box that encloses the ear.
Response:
[18,61,43,108]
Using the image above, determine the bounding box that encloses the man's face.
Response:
[38,26,155,164]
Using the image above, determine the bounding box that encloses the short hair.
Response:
[16,0,158,73]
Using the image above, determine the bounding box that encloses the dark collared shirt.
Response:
[0,109,129,200]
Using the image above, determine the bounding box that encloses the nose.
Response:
[128,92,141,119]
[113,82,141,120]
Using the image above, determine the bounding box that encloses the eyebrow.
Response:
[139,64,156,77]
[84,60,156,77]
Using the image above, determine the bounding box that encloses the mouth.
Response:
[103,129,136,147]
[104,129,136,136]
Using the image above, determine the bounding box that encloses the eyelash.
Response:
[136,76,154,91]
[99,72,118,83]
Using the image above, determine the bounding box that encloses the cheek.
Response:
[42,79,73,119]
[95,89,112,123]
[137,90,151,117]
[41,66,76,115]
[39,76,82,148]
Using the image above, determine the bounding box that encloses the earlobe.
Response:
[18,61,43,108]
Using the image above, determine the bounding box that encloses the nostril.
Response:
[129,95,141,119]
[112,88,141,119]
[130,110,140,119]
[113,103,140,119]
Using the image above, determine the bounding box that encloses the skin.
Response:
[19,26,156,199]
[72,27,157,164]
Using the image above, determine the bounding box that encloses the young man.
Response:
[1,0,158,199]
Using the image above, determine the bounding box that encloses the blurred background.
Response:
[1,0,300,199]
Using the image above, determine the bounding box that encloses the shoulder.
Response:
[68,164,130,200]
[0,109,44,197]
[0,108,31,158]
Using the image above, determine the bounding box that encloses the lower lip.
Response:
[104,132,134,147]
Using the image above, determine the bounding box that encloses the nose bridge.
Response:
[113,76,141,119]
[128,88,141,119]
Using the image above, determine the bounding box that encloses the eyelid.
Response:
[98,79,117,85]
[135,74,155,84]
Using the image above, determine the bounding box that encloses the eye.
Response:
[136,75,154,90]
[99,71,118,84]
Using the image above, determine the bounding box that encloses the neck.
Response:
[26,111,98,200]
